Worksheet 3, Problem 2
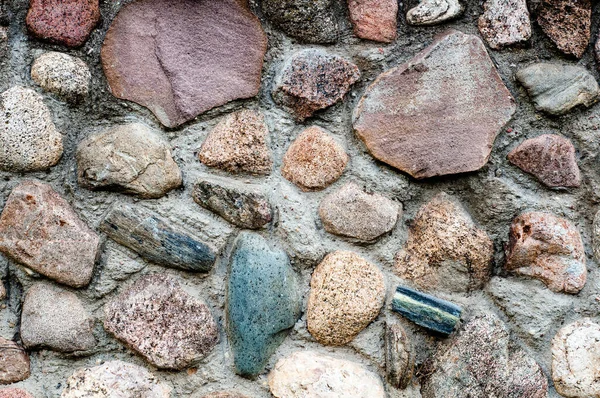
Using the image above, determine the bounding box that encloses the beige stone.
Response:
[31,52,91,102]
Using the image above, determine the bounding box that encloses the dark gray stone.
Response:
[227,232,301,377]
[192,177,273,229]
[100,202,216,272]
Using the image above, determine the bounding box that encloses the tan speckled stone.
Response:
[307,251,385,345]
[0,389,34,398]
[31,52,91,102]
[282,126,348,191]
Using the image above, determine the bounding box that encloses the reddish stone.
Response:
[101,0,267,128]
[353,30,516,179]
[0,181,99,288]
[537,0,590,58]
[505,212,586,294]
[26,0,100,47]
[348,0,398,43]
[508,134,580,188]
[273,50,360,121]
[0,389,33,398]
[0,338,30,384]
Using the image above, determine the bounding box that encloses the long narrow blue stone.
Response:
[391,285,462,336]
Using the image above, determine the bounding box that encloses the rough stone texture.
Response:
[552,319,600,398]
[104,274,219,370]
[348,0,398,43]
[421,314,548,398]
[394,193,493,293]
[100,202,216,272]
[268,351,386,398]
[21,283,96,353]
[516,63,599,115]
[281,126,348,191]
[262,0,339,43]
[31,52,90,102]
[478,0,531,49]
[0,337,30,384]
[537,0,591,58]
[101,0,267,128]
[594,209,600,262]
[0,181,99,288]
[318,182,400,242]
[354,30,516,179]
[227,232,301,377]
[505,212,587,294]
[198,110,272,175]
[0,389,33,398]
[307,251,385,346]
[385,322,414,389]
[192,177,273,229]
[273,50,360,121]
[406,0,464,25]
[0,86,63,172]
[61,360,171,398]
[77,123,182,198]
[26,0,100,47]
[201,393,249,398]
[508,134,581,188]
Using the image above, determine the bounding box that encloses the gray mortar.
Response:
[0,0,600,396]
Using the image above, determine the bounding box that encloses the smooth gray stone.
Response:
[100,202,216,272]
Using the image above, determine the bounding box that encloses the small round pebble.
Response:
[31,52,91,102]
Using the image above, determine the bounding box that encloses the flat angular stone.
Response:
[505,212,586,294]
[421,314,548,398]
[227,232,301,377]
[516,63,599,115]
[104,274,218,370]
[395,193,493,293]
[552,319,600,398]
[385,322,414,389]
[192,177,273,229]
[31,52,91,102]
[406,0,463,25]
[198,110,272,175]
[508,134,581,188]
[537,0,590,58]
[319,182,400,242]
[0,86,63,172]
[478,0,531,49]
[262,0,339,43]
[0,338,29,384]
[354,30,516,179]
[100,202,216,272]
[0,180,99,288]
[61,360,171,397]
[21,283,96,353]
[269,351,385,398]
[26,0,100,47]
[348,0,398,43]
[101,0,266,128]
[0,389,33,398]
[391,285,462,335]
[273,50,360,121]
[77,123,182,199]
[281,126,348,191]
[307,251,385,345]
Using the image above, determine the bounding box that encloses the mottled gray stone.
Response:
[192,176,273,229]
[77,123,182,199]
[478,0,531,48]
[407,0,464,25]
[516,63,599,115]
[21,282,96,353]
[104,274,218,370]
[31,52,90,102]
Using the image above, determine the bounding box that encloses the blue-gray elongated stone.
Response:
[391,285,462,336]
[227,231,301,378]
[100,202,216,272]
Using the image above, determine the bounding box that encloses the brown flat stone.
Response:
[508,134,581,188]
[537,0,590,58]
[0,180,99,288]
[353,29,516,179]
[0,338,29,384]
[26,0,100,47]
[505,211,586,294]
[101,0,266,128]
[348,0,398,43]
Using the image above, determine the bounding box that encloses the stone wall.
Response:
[0,0,599,396]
